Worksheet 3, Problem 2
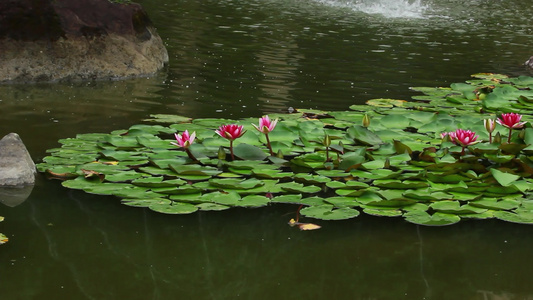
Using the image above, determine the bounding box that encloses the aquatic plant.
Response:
[447,129,478,155]
[171,130,195,148]
[484,119,496,143]
[497,113,527,143]
[172,130,197,161]
[36,73,533,226]
[215,124,246,160]
[252,115,278,156]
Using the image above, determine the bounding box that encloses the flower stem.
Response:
[508,128,513,143]
[489,132,492,143]
[230,140,235,161]
[185,148,197,161]
[296,204,303,223]
[265,133,274,156]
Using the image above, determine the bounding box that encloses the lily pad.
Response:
[493,210,533,224]
[429,201,487,214]
[149,202,198,214]
[300,205,360,220]
[403,211,461,226]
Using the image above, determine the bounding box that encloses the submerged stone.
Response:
[0,0,169,83]
[0,133,36,186]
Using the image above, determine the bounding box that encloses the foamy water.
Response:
[313,0,430,18]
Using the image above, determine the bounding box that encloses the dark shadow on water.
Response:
[2,178,533,299]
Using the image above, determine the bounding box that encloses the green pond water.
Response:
[2,0,533,298]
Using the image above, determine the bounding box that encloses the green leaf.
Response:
[132,177,186,187]
[470,198,519,211]
[324,196,359,208]
[238,195,270,208]
[196,203,231,211]
[121,198,171,208]
[373,180,429,189]
[294,174,331,185]
[300,205,360,220]
[233,143,268,160]
[429,201,487,214]
[366,98,406,108]
[105,171,146,182]
[346,125,383,146]
[270,194,303,204]
[362,207,403,217]
[202,191,241,206]
[403,211,461,226]
[494,210,533,224]
[149,202,198,214]
[490,168,520,186]
[169,164,222,176]
[279,182,322,194]
[209,178,264,190]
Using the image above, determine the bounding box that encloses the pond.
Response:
[1,0,533,298]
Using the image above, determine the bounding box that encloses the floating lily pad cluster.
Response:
[37,73,533,226]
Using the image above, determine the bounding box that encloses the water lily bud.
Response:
[218,146,226,160]
[519,129,526,139]
[276,149,284,159]
[384,157,391,169]
[493,132,502,144]
[362,114,371,128]
[484,119,496,133]
[323,134,331,147]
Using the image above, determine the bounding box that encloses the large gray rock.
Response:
[0,133,36,186]
[0,0,169,83]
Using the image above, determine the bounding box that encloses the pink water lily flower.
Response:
[171,130,196,148]
[497,113,527,129]
[215,124,246,140]
[215,124,246,160]
[252,115,278,155]
[440,131,457,143]
[171,130,198,161]
[497,113,527,143]
[453,129,479,147]
[252,115,278,134]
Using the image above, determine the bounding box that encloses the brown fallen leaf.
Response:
[81,169,105,181]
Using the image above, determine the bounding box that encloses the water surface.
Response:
[1,0,533,299]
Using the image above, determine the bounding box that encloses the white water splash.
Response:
[313,0,430,19]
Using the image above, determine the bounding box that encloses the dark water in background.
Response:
[1,0,533,298]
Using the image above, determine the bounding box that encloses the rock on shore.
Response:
[0,0,169,83]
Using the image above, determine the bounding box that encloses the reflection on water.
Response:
[0,186,34,207]
[2,0,533,298]
[2,179,533,299]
